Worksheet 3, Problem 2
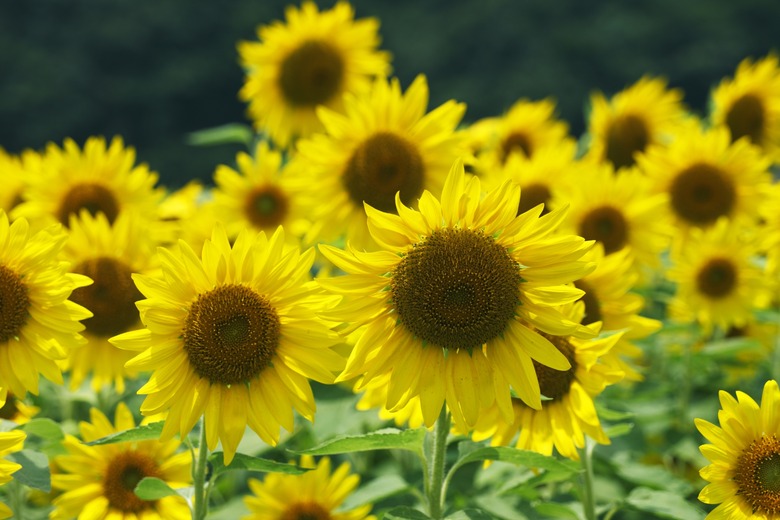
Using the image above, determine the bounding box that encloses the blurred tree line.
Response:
[2,0,778,187]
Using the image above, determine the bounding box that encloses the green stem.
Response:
[425,406,450,519]
[8,479,23,519]
[579,436,597,520]
[192,421,210,520]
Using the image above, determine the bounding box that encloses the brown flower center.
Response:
[103,451,161,513]
[533,332,577,400]
[342,131,425,213]
[696,257,737,299]
[0,265,29,344]
[501,131,533,162]
[605,114,649,170]
[391,228,521,352]
[57,183,120,227]
[578,206,628,255]
[245,185,289,229]
[518,183,551,216]
[281,502,333,520]
[279,40,344,107]
[726,93,765,145]
[70,257,142,337]
[182,284,280,385]
[574,280,602,326]
[669,163,735,226]
[0,393,19,420]
[734,435,780,514]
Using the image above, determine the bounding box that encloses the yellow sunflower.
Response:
[11,136,164,231]
[0,392,39,425]
[244,455,375,520]
[238,1,391,148]
[355,372,426,430]
[51,403,191,520]
[760,182,780,278]
[666,217,773,332]
[110,225,345,464]
[0,430,25,519]
[470,303,625,461]
[696,379,780,519]
[0,211,92,407]
[212,141,307,243]
[61,211,160,393]
[291,74,467,249]
[710,54,780,163]
[0,148,28,213]
[638,125,772,233]
[585,76,687,170]
[319,161,595,431]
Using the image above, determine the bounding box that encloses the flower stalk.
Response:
[192,421,210,520]
[424,406,450,519]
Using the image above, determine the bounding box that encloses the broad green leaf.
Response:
[475,496,528,520]
[16,418,64,441]
[85,421,164,446]
[186,124,253,147]
[533,502,581,520]
[134,477,179,500]
[595,404,635,421]
[210,452,306,477]
[445,509,494,520]
[452,441,580,477]
[603,422,634,439]
[296,428,426,456]
[625,487,706,520]
[341,474,409,509]
[7,450,50,491]
[384,506,432,520]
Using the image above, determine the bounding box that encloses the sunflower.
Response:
[212,141,307,243]
[0,211,92,407]
[638,125,772,233]
[0,392,39,425]
[585,76,687,171]
[244,455,374,520]
[0,430,25,519]
[11,136,164,231]
[0,148,28,213]
[695,379,780,519]
[61,211,159,393]
[710,54,780,163]
[319,161,595,431]
[666,217,772,332]
[50,403,191,520]
[291,74,467,249]
[470,303,624,461]
[238,1,391,148]
[110,225,345,464]
[760,183,780,278]
[355,372,426,429]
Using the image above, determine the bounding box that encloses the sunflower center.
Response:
[103,451,160,513]
[574,280,602,326]
[70,257,142,337]
[578,206,628,255]
[669,163,735,226]
[245,186,289,229]
[281,502,333,520]
[57,183,120,226]
[0,265,30,344]
[726,93,765,145]
[342,131,425,213]
[605,114,649,170]
[501,131,533,162]
[182,284,280,386]
[518,183,551,216]
[533,332,577,400]
[391,228,521,352]
[696,257,737,299]
[734,435,780,514]
[279,40,344,107]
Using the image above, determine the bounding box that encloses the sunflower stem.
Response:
[192,421,210,520]
[424,406,450,519]
[8,479,23,519]
[579,436,597,520]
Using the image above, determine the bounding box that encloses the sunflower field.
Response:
[2,2,780,519]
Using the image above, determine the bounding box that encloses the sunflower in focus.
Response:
[244,455,375,520]
[638,125,772,233]
[292,74,467,249]
[61,211,159,393]
[585,76,687,171]
[0,430,25,519]
[0,211,92,407]
[710,54,780,162]
[238,1,391,148]
[666,217,772,332]
[319,161,595,431]
[11,136,164,231]
[111,226,345,463]
[50,403,191,520]
[696,379,780,519]
[0,148,28,213]
[212,141,307,243]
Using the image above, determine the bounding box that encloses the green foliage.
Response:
[296,427,427,457]
[84,421,164,446]
[209,452,306,477]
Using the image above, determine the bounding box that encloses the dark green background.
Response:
[2,0,778,188]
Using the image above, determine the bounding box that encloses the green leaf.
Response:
[210,452,306,477]
[595,404,635,421]
[603,422,634,439]
[16,418,64,441]
[85,421,164,446]
[533,502,581,520]
[698,337,763,360]
[295,428,426,456]
[452,441,580,477]
[383,506,432,520]
[134,477,179,500]
[7,449,50,491]
[445,509,494,520]
[340,474,409,509]
[474,496,528,520]
[186,123,253,147]
[625,487,706,520]
[611,452,693,494]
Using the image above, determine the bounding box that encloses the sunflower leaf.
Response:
[7,449,50,491]
[625,487,706,520]
[134,477,179,500]
[451,441,580,477]
[186,123,254,147]
[384,506,432,520]
[445,509,494,520]
[341,474,410,509]
[84,421,164,446]
[294,427,426,456]
[209,452,306,477]
[15,418,64,441]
